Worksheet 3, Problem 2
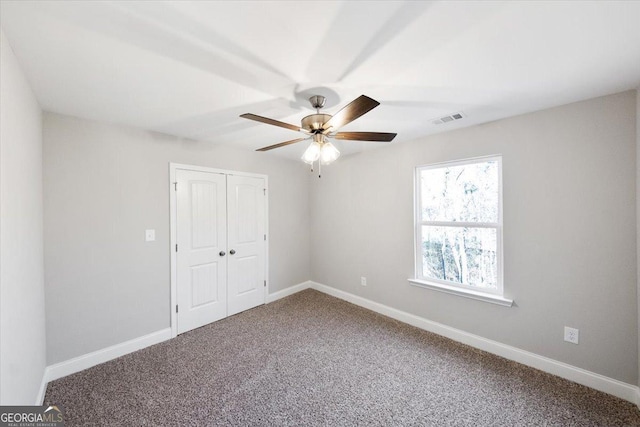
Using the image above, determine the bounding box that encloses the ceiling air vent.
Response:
[432,112,465,125]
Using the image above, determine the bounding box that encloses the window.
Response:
[412,156,508,304]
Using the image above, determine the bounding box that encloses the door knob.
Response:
[229,249,236,255]
[219,251,226,257]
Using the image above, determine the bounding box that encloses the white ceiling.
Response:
[2,1,640,159]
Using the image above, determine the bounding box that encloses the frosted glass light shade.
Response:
[301,142,321,164]
[320,142,340,165]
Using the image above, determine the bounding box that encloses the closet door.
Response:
[226,175,266,316]
[176,170,227,334]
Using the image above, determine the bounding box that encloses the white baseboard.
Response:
[308,281,640,406]
[266,281,312,303]
[43,281,313,387]
[45,328,172,384]
[36,370,48,405]
[37,282,640,408]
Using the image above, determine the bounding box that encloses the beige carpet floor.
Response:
[45,289,640,426]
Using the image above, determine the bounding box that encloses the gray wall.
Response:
[36,89,640,388]
[637,89,640,388]
[43,113,311,364]
[0,29,46,404]
[310,91,638,384]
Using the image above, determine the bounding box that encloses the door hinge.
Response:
[264,234,266,241]
[176,305,178,313]
[175,244,178,252]
[264,280,266,287]
[174,182,177,191]
[263,188,266,195]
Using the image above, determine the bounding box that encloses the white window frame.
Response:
[410,155,512,306]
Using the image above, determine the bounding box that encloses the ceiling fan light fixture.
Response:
[320,141,340,165]
[301,141,321,164]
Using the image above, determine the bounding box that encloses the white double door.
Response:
[176,169,266,334]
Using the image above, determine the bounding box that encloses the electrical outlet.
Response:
[145,229,156,242]
[564,326,579,344]
[360,277,367,286]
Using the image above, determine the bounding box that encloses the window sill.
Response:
[408,279,514,307]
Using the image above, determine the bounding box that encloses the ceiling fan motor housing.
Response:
[301,114,332,132]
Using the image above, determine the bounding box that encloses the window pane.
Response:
[421,226,497,290]
[420,161,499,223]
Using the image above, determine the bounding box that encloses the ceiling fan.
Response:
[240,94,396,175]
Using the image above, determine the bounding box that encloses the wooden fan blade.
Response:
[240,113,303,132]
[322,95,380,133]
[333,132,397,142]
[256,138,307,152]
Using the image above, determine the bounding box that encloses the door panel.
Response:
[190,181,218,249]
[190,263,218,307]
[176,170,227,334]
[236,184,258,243]
[227,175,266,315]
[236,255,258,295]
